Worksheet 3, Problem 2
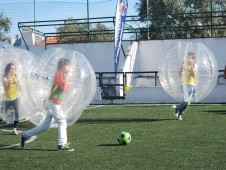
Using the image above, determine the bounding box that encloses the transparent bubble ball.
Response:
[159,42,218,102]
[27,47,96,127]
[0,42,36,121]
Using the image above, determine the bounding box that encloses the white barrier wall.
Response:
[135,38,226,71]
[24,38,226,72]
[92,85,226,104]
[20,38,226,104]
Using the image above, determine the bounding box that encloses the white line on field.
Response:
[85,105,104,110]
[0,129,22,132]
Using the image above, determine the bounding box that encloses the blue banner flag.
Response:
[114,0,128,75]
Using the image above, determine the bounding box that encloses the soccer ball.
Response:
[117,131,131,145]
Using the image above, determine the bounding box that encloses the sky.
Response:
[0,0,138,39]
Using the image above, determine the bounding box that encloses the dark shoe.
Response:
[58,144,74,152]
[20,133,28,148]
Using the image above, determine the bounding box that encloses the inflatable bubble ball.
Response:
[0,42,36,122]
[159,42,218,102]
[27,47,96,127]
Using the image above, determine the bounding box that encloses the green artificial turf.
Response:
[0,104,225,169]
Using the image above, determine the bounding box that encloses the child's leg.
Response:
[57,118,67,147]
[4,100,13,123]
[176,85,193,116]
[23,113,53,138]
[12,98,19,128]
[51,104,67,146]
[4,100,11,115]
[176,101,188,115]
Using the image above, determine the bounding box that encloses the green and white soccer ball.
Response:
[117,131,131,145]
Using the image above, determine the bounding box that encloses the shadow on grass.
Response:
[97,144,124,147]
[204,110,226,115]
[0,147,57,151]
[18,148,57,151]
[77,118,176,124]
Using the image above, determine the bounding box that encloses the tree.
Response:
[0,12,11,41]
[56,18,114,43]
[56,18,88,43]
[91,23,114,41]
[135,0,226,39]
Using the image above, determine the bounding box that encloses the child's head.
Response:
[187,52,195,64]
[4,63,16,76]
[57,58,71,73]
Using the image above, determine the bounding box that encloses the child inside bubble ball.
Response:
[20,58,74,151]
[175,52,197,120]
[2,63,21,135]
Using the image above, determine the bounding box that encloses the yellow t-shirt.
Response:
[4,76,19,99]
[182,65,196,85]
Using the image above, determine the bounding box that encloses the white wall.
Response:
[135,38,226,71]
[19,38,226,104]
[40,42,130,72]
[24,38,226,71]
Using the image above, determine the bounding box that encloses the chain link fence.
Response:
[0,0,137,37]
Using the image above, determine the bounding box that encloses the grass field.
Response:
[0,104,226,169]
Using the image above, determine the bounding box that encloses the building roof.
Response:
[36,37,58,46]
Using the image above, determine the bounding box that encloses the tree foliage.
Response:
[56,18,114,43]
[0,13,11,41]
[91,23,114,41]
[135,0,226,39]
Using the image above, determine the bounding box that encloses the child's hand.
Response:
[64,73,70,80]
[181,61,185,68]
[67,76,74,86]
[7,78,12,85]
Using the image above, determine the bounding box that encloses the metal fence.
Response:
[96,70,226,99]
[18,10,226,50]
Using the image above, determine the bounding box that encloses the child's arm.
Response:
[3,77,11,94]
[15,75,22,92]
[179,62,184,76]
[191,63,197,78]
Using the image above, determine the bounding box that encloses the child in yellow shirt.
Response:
[2,63,21,134]
[175,52,197,120]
